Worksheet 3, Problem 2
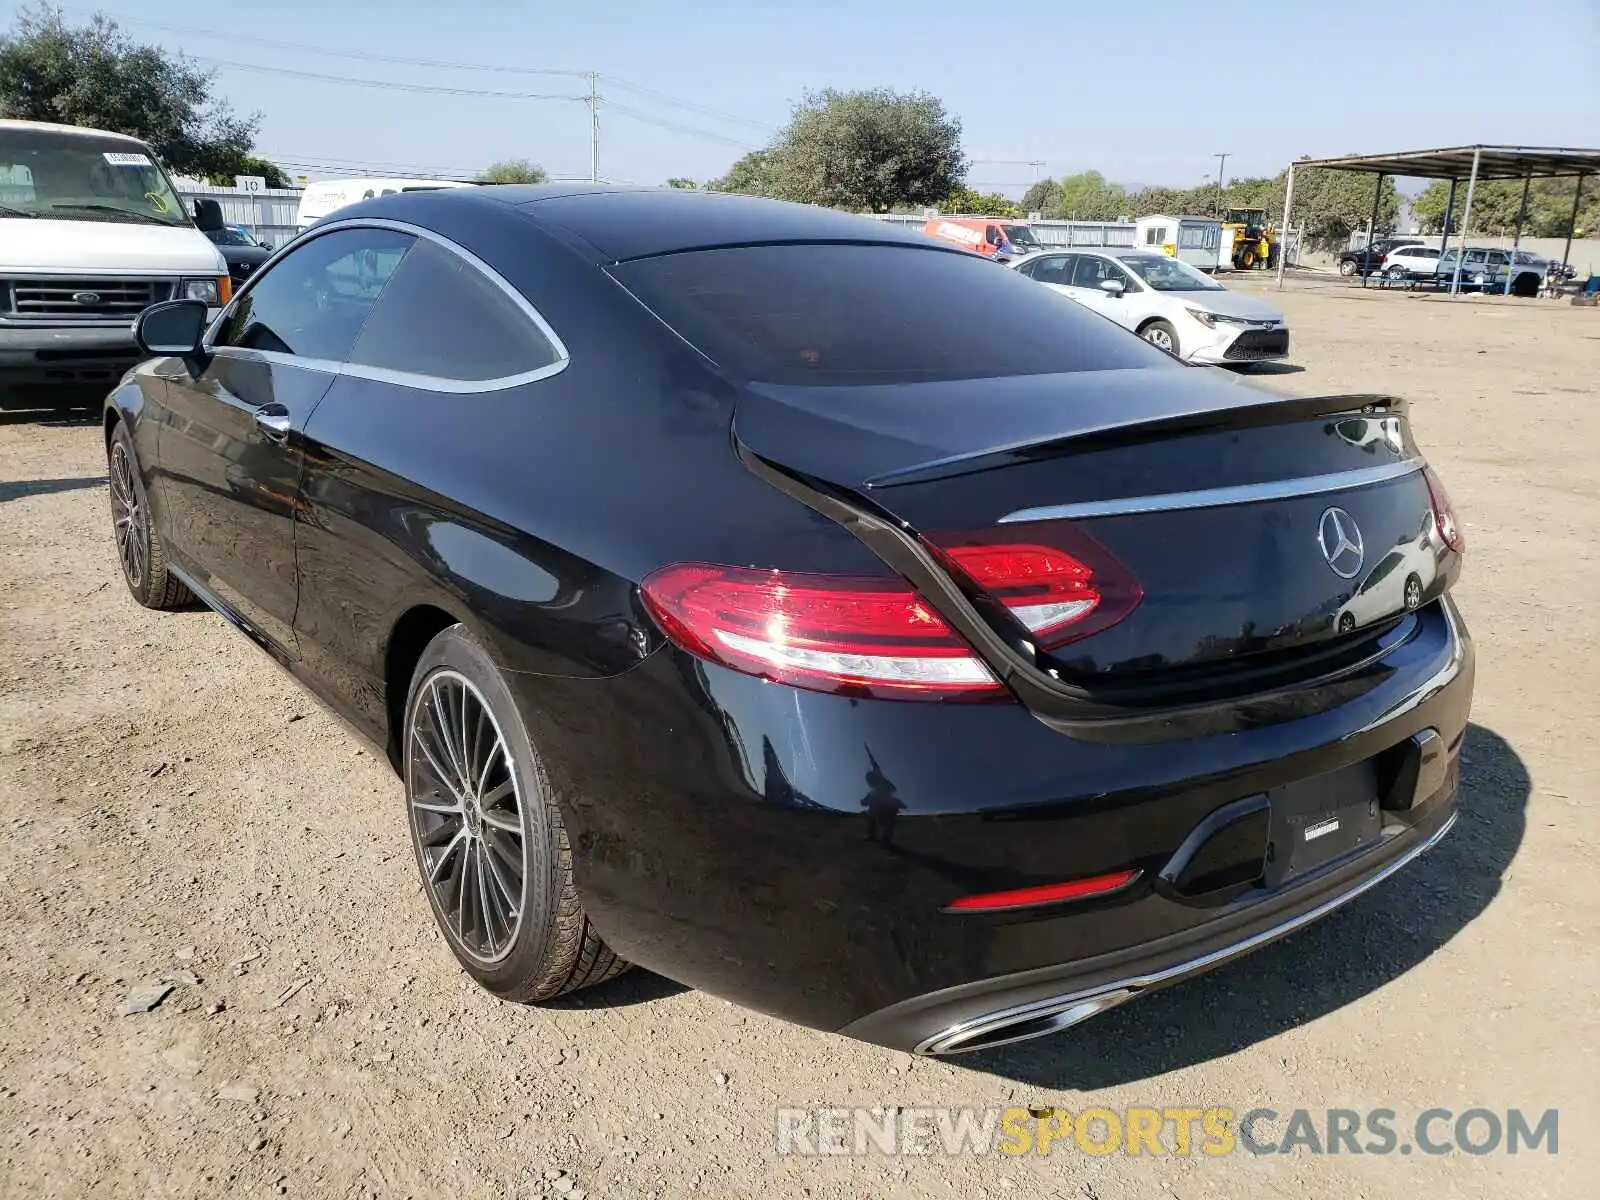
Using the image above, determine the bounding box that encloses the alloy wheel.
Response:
[109,442,147,589]
[1143,327,1174,353]
[406,669,527,965]
[1405,576,1423,610]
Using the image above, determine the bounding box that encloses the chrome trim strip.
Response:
[916,809,1458,1055]
[201,217,570,394]
[998,459,1422,524]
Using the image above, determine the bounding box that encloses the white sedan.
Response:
[1013,249,1290,365]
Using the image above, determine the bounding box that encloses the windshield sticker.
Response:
[144,191,170,214]
[103,152,153,167]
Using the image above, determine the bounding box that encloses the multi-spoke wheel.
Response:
[407,670,526,965]
[402,625,629,1000]
[1140,319,1179,357]
[106,420,192,610]
[1404,574,1424,612]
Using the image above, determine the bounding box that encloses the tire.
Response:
[1338,258,1357,277]
[1139,319,1180,357]
[107,420,193,610]
[1236,246,1257,270]
[1403,573,1423,612]
[402,624,628,1002]
[1385,265,1407,282]
[1338,612,1357,633]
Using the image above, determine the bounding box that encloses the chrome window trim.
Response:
[202,217,570,393]
[998,459,1422,524]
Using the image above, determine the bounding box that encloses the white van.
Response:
[0,119,231,390]
[296,177,474,232]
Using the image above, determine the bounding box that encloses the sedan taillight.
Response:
[641,522,1143,700]
[639,564,1005,701]
[1422,463,1465,553]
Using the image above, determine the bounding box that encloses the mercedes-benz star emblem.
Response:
[1318,507,1364,579]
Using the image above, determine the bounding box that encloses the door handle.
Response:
[254,404,293,442]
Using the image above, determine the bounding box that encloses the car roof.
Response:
[347,184,946,262]
[0,118,146,143]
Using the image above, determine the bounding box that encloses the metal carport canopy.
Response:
[1274,144,1600,292]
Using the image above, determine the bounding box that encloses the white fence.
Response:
[175,183,303,249]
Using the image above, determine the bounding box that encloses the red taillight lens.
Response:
[1422,464,1464,553]
[930,521,1144,647]
[943,868,1142,913]
[639,564,1005,701]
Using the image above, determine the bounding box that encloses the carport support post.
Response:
[1504,173,1532,296]
[1448,148,1482,296]
[1437,179,1457,254]
[1274,163,1296,291]
[1363,173,1384,288]
[1560,174,1586,279]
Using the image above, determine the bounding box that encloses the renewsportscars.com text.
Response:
[775,1106,1559,1158]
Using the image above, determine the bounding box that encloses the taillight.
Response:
[639,564,1005,701]
[1422,464,1464,553]
[943,868,1142,913]
[929,520,1143,647]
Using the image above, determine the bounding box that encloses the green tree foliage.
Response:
[707,149,779,196]
[204,155,290,189]
[712,89,965,213]
[1021,170,1128,219]
[665,177,697,190]
[937,187,1017,217]
[1411,176,1597,238]
[476,158,548,185]
[0,5,260,179]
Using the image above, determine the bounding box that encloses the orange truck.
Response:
[921,216,1043,260]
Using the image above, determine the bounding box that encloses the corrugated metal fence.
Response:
[175,184,302,249]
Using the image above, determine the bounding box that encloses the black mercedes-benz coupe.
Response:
[103,185,1473,1055]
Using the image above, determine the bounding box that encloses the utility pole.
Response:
[586,72,600,183]
[1213,152,1229,215]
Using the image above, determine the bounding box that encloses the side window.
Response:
[214,228,413,360]
[348,238,559,382]
[1072,255,1125,289]
[1031,255,1075,284]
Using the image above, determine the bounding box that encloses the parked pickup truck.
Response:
[0,118,230,391]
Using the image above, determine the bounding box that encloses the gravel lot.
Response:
[2,285,1596,1199]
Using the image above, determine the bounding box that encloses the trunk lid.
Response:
[733,368,1450,684]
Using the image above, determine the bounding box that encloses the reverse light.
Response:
[639,564,1005,701]
[943,868,1142,913]
[930,522,1144,648]
[1422,463,1464,552]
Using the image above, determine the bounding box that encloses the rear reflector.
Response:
[639,563,1005,701]
[930,521,1143,647]
[943,868,1142,912]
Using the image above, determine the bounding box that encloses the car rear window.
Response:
[609,243,1168,385]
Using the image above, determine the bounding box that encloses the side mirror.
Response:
[1099,277,1126,297]
[136,299,210,358]
[191,197,225,232]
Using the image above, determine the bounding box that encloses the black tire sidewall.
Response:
[402,624,564,994]
[109,422,156,605]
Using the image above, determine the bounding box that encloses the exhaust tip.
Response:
[918,987,1138,1056]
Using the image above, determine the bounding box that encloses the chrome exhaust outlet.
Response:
[916,986,1139,1056]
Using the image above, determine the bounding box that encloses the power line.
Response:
[599,100,758,151]
[186,55,587,101]
[599,75,777,133]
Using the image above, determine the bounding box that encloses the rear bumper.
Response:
[849,802,1456,1054]
[514,596,1473,1047]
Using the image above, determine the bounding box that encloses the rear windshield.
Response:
[610,243,1168,385]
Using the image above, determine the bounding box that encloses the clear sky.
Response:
[19,0,1600,193]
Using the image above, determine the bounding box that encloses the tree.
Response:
[937,187,1017,217]
[765,88,966,213]
[1020,178,1062,216]
[476,158,548,185]
[1412,176,1597,238]
[707,149,778,196]
[665,177,697,190]
[0,5,260,179]
[205,155,290,189]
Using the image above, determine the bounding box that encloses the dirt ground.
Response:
[2,285,1596,1199]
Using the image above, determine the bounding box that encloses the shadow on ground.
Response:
[960,721,1525,1088]
[0,476,107,502]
